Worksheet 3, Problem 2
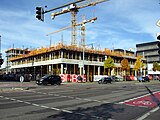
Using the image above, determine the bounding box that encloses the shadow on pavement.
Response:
[145,86,160,107]
[45,103,124,120]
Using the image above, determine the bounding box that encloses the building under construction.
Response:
[4,0,147,82]
[5,43,146,82]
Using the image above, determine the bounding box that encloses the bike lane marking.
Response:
[119,91,160,108]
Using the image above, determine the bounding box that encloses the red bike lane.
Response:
[122,91,160,108]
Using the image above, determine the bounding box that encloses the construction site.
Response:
[5,0,146,82]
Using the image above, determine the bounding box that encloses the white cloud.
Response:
[0,0,159,68]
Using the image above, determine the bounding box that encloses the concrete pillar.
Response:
[143,69,146,76]
[111,68,114,76]
[105,56,107,60]
[49,65,51,73]
[87,65,89,81]
[61,51,63,58]
[135,70,137,77]
[97,56,99,62]
[80,67,82,75]
[117,68,119,75]
[74,64,75,74]
[98,66,100,75]
[94,65,95,75]
[49,54,51,60]
[61,64,63,74]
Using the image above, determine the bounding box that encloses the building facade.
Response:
[6,43,146,82]
[5,48,30,73]
[136,41,160,74]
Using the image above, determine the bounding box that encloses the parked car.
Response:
[98,77,112,84]
[36,75,62,85]
[142,76,150,82]
[110,76,119,82]
[138,76,150,82]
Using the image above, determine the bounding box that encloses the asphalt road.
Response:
[0,80,160,120]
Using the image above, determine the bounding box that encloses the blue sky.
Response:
[0,0,160,66]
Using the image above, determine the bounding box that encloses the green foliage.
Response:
[133,56,144,71]
[153,62,160,71]
[104,56,114,69]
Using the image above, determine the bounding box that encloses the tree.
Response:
[104,56,114,76]
[153,62,160,71]
[133,56,144,76]
[121,58,130,76]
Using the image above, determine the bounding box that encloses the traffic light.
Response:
[157,35,160,54]
[0,58,3,66]
[36,6,44,21]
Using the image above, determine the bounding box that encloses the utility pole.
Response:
[0,35,3,67]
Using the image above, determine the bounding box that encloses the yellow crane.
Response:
[46,16,97,46]
[50,0,108,45]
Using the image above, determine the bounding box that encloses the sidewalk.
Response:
[0,80,38,92]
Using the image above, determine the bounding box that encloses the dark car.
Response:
[138,76,150,82]
[98,77,112,84]
[36,75,62,85]
[142,76,150,82]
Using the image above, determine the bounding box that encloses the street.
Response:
[0,80,160,120]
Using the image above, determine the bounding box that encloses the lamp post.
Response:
[82,43,93,81]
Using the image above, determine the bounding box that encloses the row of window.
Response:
[11,50,136,66]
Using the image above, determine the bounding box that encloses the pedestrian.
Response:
[77,75,83,82]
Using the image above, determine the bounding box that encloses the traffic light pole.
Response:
[44,0,85,14]
[0,35,1,58]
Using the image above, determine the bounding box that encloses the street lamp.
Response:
[82,43,94,81]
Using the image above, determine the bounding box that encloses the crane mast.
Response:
[50,0,108,46]
[46,16,97,46]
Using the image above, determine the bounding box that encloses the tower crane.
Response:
[46,16,97,46]
[50,0,108,45]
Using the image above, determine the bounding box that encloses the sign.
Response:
[20,76,24,82]
[78,62,84,68]
[156,19,160,27]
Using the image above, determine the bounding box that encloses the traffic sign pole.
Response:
[20,76,24,89]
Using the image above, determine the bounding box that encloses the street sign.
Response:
[156,19,160,27]
[78,62,84,68]
[20,76,24,82]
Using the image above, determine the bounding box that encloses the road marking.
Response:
[62,109,73,113]
[10,98,16,101]
[54,94,60,96]
[4,97,10,100]
[0,95,102,119]
[133,100,152,105]
[17,100,23,102]
[83,98,92,101]
[60,95,67,98]
[119,91,160,104]
[40,105,49,109]
[93,100,102,102]
[102,101,110,103]
[136,106,160,120]
[24,89,113,105]
[68,96,74,99]
[118,91,160,120]
[32,103,40,107]
[24,101,31,104]
[51,107,60,111]
[75,97,82,100]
